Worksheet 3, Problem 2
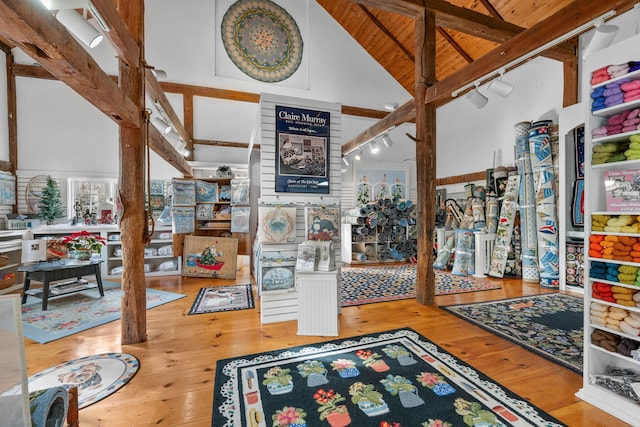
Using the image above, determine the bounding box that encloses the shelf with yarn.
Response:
[578,32,640,425]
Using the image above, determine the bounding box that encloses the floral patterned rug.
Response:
[340,265,501,306]
[212,328,566,426]
[22,282,185,343]
[442,294,583,373]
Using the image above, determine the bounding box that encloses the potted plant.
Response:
[453,398,499,427]
[272,406,307,427]
[313,388,351,427]
[330,358,360,378]
[63,230,106,261]
[382,344,417,366]
[262,366,293,395]
[356,349,390,372]
[297,360,329,387]
[349,381,389,417]
[416,372,456,396]
[379,374,424,408]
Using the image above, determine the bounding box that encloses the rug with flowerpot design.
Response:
[212,328,565,427]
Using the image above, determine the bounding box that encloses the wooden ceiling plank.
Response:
[358,4,415,62]
[0,0,139,128]
[479,0,503,20]
[145,68,192,145]
[348,0,423,17]
[91,0,140,67]
[425,0,639,106]
[437,27,473,63]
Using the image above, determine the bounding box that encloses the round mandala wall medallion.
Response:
[221,0,303,82]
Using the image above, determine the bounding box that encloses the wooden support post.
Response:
[118,0,147,344]
[563,51,579,107]
[415,9,437,305]
[5,51,17,212]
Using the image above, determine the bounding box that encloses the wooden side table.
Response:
[20,259,105,310]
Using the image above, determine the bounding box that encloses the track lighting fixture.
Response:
[582,18,619,59]
[151,69,168,81]
[381,133,394,148]
[369,140,379,154]
[153,118,172,134]
[355,150,361,161]
[466,83,488,109]
[55,9,103,48]
[342,157,350,166]
[384,101,399,112]
[487,69,514,98]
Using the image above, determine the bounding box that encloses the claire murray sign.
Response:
[276,105,330,194]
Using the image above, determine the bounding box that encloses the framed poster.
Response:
[183,235,238,279]
[275,105,330,193]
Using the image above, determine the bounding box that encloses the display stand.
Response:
[296,270,339,336]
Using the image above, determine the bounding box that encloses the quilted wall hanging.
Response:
[220,0,304,83]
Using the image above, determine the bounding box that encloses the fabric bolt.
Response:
[608,64,630,73]
[623,118,640,126]
[604,86,623,97]
[605,93,625,106]
[621,80,640,91]
[592,86,607,98]
[624,93,640,103]
[591,75,610,85]
[610,69,631,78]
[623,126,640,133]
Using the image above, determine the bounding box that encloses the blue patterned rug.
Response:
[340,265,501,306]
[212,328,566,426]
[442,294,583,373]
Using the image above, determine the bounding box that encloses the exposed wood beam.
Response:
[435,171,486,186]
[437,27,472,63]
[479,0,502,20]
[342,99,415,155]
[349,0,423,17]
[350,0,574,60]
[414,8,436,305]
[563,52,579,107]
[145,68,192,146]
[426,0,639,107]
[183,93,194,161]
[0,0,139,128]
[193,139,261,150]
[149,126,193,177]
[0,38,12,54]
[91,0,140,67]
[160,82,261,102]
[6,52,17,208]
[358,4,415,62]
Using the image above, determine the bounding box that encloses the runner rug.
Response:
[340,265,501,306]
[188,284,255,315]
[212,328,565,426]
[442,293,583,373]
[22,282,185,343]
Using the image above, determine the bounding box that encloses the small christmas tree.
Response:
[38,176,65,225]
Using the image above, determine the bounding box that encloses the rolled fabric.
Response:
[452,228,475,276]
[29,386,69,427]
[433,234,455,270]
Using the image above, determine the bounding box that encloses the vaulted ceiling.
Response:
[318,0,578,96]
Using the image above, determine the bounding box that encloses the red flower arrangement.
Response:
[63,230,106,252]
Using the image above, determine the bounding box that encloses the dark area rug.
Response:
[340,265,501,306]
[442,293,583,373]
[212,328,566,426]
[188,284,254,315]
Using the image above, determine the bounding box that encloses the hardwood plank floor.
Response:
[20,267,630,426]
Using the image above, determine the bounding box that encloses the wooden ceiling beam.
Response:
[478,0,502,20]
[0,0,139,128]
[350,0,574,60]
[148,124,193,177]
[358,4,414,62]
[341,99,415,155]
[437,27,473,63]
[425,0,639,107]
[145,68,192,146]
[193,139,261,150]
[91,0,140,67]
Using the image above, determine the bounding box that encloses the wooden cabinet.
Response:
[576,33,640,426]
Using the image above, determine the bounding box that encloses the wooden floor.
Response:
[20,266,630,427]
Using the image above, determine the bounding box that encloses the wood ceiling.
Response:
[318,0,581,97]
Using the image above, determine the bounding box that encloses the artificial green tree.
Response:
[38,176,65,225]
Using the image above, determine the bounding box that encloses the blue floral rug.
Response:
[442,294,583,373]
[212,328,566,426]
[22,282,185,343]
[340,265,501,306]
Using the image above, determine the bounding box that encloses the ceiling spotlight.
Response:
[384,101,399,112]
[466,83,488,109]
[153,118,172,134]
[355,150,361,161]
[582,18,619,59]
[152,69,168,81]
[381,133,394,148]
[369,140,379,154]
[166,130,180,141]
[487,70,514,98]
[55,9,103,48]
[342,157,350,166]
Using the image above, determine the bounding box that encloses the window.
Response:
[68,178,116,220]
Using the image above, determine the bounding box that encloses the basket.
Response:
[0,275,15,289]
[0,254,9,268]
